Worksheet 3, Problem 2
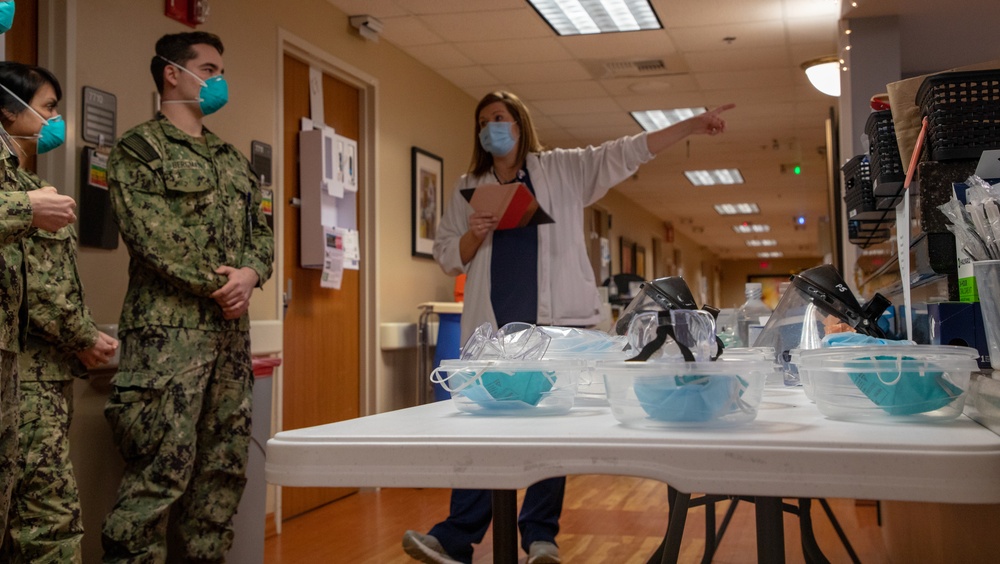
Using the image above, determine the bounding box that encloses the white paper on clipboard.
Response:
[895,191,912,340]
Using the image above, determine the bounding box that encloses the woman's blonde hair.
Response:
[469,91,544,176]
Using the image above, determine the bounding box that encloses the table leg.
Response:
[493,489,519,564]
[659,491,692,564]
[755,497,785,564]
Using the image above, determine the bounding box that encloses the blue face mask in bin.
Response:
[823,333,963,416]
[633,374,748,422]
[460,369,554,406]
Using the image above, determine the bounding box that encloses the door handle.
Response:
[282,279,292,318]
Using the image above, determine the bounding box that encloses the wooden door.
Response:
[281,54,361,519]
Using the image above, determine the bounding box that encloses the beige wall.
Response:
[596,190,722,306]
[718,257,824,309]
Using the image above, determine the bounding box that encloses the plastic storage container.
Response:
[864,110,905,205]
[842,155,882,221]
[432,359,582,415]
[916,70,1000,161]
[597,359,772,428]
[795,345,979,422]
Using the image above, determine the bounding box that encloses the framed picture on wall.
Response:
[620,237,636,274]
[411,147,443,259]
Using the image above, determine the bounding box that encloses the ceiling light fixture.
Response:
[527,0,662,36]
[745,239,777,247]
[685,169,744,186]
[757,251,784,258]
[631,108,706,131]
[801,56,840,97]
[733,223,770,234]
[714,203,760,215]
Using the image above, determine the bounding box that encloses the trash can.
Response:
[417,302,463,404]
[226,355,281,564]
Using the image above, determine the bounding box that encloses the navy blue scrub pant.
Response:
[428,477,565,563]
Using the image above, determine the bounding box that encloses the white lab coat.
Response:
[434,132,655,343]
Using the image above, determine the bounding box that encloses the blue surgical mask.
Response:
[479,121,517,157]
[0,1,15,35]
[0,81,65,153]
[36,115,65,154]
[160,57,229,116]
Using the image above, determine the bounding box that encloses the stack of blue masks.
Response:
[634,373,747,422]
[433,322,555,407]
[823,333,964,416]
[627,310,749,422]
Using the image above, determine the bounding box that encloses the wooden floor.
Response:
[264,475,890,563]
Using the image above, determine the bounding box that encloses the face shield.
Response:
[754,265,891,381]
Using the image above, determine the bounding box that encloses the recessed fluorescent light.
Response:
[714,203,760,215]
[733,223,771,234]
[746,239,777,247]
[757,252,784,258]
[685,169,744,186]
[527,0,662,36]
[631,108,706,131]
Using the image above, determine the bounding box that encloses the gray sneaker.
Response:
[527,541,561,564]
[402,530,462,564]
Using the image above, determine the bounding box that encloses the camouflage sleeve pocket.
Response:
[105,370,172,461]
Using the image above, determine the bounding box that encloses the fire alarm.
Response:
[165,0,209,28]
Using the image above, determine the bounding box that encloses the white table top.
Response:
[265,388,1000,504]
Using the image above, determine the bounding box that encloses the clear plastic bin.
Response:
[597,360,772,428]
[795,345,979,422]
[432,359,582,416]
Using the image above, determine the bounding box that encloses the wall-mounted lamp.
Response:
[801,56,840,97]
[349,15,383,42]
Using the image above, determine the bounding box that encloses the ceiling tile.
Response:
[325,0,409,18]
[653,0,784,27]
[485,60,592,84]
[418,10,551,43]
[407,43,476,69]
[395,0,526,14]
[531,97,622,116]
[379,16,445,46]
[457,38,574,66]
[668,21,787,51]
[685,46,791,73]
[508,80,610,101]
[435,66,502,88]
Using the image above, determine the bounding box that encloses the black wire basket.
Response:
[864,110,905,197]
[916,69,1000,161]
[842,155,882,220]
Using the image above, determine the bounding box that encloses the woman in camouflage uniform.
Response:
[0,61,118,563]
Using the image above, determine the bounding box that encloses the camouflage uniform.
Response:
[1,127,34,549]
[3,168,97,564]
[103,114,273,563]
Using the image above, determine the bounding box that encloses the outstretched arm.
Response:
[645,104,736,155]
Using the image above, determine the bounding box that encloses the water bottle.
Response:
[736,283,772,347]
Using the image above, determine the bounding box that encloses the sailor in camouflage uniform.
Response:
[0,61,120,563]
[102,32,273,563]
[0,60,77,551]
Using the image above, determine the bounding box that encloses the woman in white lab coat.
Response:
[404,91,732,564]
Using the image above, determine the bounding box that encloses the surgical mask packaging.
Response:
[754,264,890,386]
[0,1,15,34]
[160,57,230,116]
[478,121,516,157]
